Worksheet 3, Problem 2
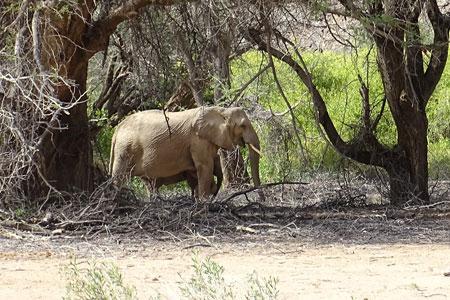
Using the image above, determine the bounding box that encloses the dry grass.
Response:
[0,177,449,255]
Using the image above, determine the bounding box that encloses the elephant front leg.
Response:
[195,163,214,201]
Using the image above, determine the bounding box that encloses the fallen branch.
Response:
[218,181,309,204]
[404,200,450,210]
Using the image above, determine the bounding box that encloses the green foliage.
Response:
[245,272,279,300]
[429,139,450,179]
[180,253,279,300]
[90,48,450,189]
[231,49,450,182]
[63,255,279,300]
[129,177,149,197]
[95,126,114,164]
[91,109,114,175]
[63,259,137,300]
[13,207,31,219]
[180,255,235,299]
[427,75,450,142]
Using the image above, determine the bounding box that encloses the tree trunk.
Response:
[387,110,429,205]
[38,62,93,193]
[372,22,431,205]
[27,3,96,196]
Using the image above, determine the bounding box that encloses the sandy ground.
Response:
[1,241,450,300]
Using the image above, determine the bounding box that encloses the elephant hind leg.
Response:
[185,171,198,198]
[110,153,134,188]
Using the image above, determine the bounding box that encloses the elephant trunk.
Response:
[243,126,261,187]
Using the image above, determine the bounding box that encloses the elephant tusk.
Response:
[248,143,262,156]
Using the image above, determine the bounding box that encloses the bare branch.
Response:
[85,0,192,54]
[423,0,450,103]
[3,0,31,31]
[32,8,45,73]
[263,23,309,165]
[226,64,270,107]
[219,181,309,204]
[358,74,371,131]
[95,55,118,109]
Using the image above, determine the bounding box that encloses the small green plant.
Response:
[63,259,137,300]
[14,207,29,219]
[245,271,279,300]
[180,255,235,300]
[179,253,279,300]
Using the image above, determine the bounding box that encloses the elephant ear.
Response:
[193,107,234,150]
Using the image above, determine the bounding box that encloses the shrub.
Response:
[63,259,137,300]
[63,255,279,300]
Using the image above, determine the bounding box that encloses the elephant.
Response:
[147,155,223,197]
[109,106,261,199]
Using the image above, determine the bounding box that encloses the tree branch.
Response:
[32,7,45,73]
[244,27,390,168]
[85,0,192,55]
[358,74,371,131]
[405,20,425,110]
[261,17,309,165]
[4,0,31,31]
[423,0,450,103]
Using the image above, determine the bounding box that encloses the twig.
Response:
[226,64,270,107]
[272,100,303,116]
[182,243,213,249]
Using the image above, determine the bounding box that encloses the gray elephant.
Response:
[109,106,261,199]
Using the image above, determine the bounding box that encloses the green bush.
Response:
[63,259,137,300]
[429,139,450,179]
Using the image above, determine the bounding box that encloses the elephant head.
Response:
[193,107,261,187]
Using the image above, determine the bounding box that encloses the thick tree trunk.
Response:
[38,62,93,193]
[29,40,94,194]
[387,110,429,205]
[27,3,96,196]
[373,25,430,205]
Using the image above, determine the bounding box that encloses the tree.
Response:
[1,0,183,200]
[246,0,449,205]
